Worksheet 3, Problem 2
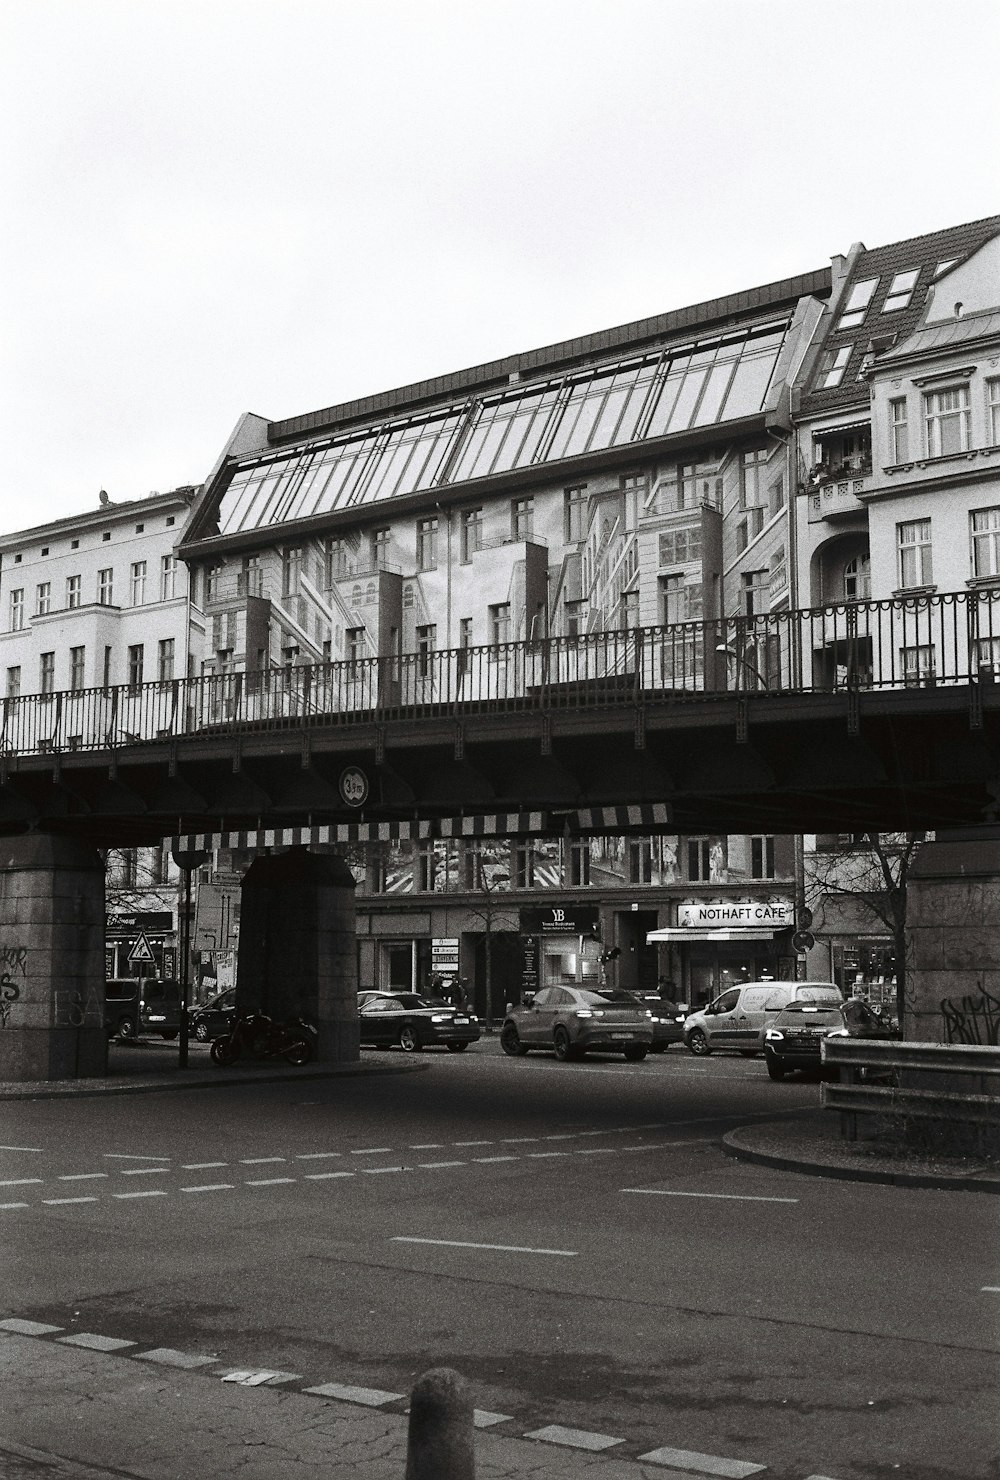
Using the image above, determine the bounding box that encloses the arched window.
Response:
[844,554,870,601]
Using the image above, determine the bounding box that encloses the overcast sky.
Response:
[1,0,997,537]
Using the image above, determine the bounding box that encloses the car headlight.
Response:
[764,1029,784,1041]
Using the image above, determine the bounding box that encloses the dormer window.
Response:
[837,278,879,330]
[881,269,919,313]
[817,345,852,389]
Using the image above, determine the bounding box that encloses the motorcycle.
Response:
[210,1011,316,1067]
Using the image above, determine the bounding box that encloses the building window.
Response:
[69,646,85,691]
[619,589,639,630]
[971,507,1000,580]
[460,508,482,563]
[98,567,113,605]
[897,519,932,588]
[130,560,147,605]
[457,616,474,676]
[160,555,177,601]
[127,644,144,689]
[750,836,775,880]
[986,379,1000,446]
[372,527,390,568]
[659,574,702,624]
[36,582,51,615]
[740,448,769,508]
[9,588,23,630]
[844,554,871,601]
[658,527,702,565]
[901,644,936,687]
[39,651,55,695]
[324,538,348,584]
[924,385,971,457]
[416,517,438,571]
[157,638,175,683]
[282,545,303,596]
[567,841,590,886]
[565,485,587,542]
[490,603,511,646]
[511,497,534,541]
[973,636,1000,679]
[7,665,21,698]
[817,345,852,389]
[66,574,81,609]
[565,598,587,637]
[418,845,437,892]
[889,397,909,462]
[678,457,724,510]
[514,843,535,889]
[346,626,365,663]
[837,277,879,331]
[629,839,653,885]
[742,568,768,615]
[416,623,436,678]
[882,269,919,313]
[687,838,711,881]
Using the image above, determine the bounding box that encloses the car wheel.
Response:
[115,1017,136,1041]
[193,1021,210,1043]
[500,1022,528,1057]
[623,1044,648,1062]
[446,1041,469,1052]
[765,1054,786,1080]
[553,1026,577,1062]
[687,1028,711,1056]
[399,1024,422,1052]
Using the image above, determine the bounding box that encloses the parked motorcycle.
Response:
[210,1012,316,1067]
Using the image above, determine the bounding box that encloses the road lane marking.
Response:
[472,1156,518,1164]
[58,1173,108,1182]
[500,1137,540,1143]
[42,1197,99,1205]
[351,1147,392,1155]
[303,1380,404,1406]
[0,1179,42,1187]
[637,1445,766,1477]
[543,1134,575,1141]
[113,1191,168,1200]
[527,1152,570,1159]
[296,1152,342,1160]
[0,1202,30,1210]
[362,1166,407,1175]
[120,1167,170,1176]
[245,1178,297,1187]
[180,1183,235,1193]
[982,1286,1000,1292]
[58,1333,137,1353]
[0,1145,43,1152]
[453,1140,493,1146]
[409,1143,443,1149]
[103,1154,171,1162]
[417,1160,466,1169]
[392,1237,577,1257]
[577,1148,616,1155]
[525,1424,623,1451]
[305,1171,355,1180]
[0,1319,64,1335]
[622,1189,799,1204]
[181,1162,228,1169]
[240,1157,287,1165]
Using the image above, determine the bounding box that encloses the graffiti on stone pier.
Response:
[0,945,28,1027]
[940,986,1000,1046]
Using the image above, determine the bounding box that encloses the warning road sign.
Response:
[128,931,156,965]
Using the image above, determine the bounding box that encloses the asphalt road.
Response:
[2,1038,998,1480]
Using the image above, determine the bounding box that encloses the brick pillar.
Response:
[236,847,360,1063]
[0,834,108,1081]
[906,833,1000,1044]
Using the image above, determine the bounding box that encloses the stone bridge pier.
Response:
[0,834,108,1081]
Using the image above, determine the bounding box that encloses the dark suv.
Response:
[763,998,896,1079]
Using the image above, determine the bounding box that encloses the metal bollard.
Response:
[405,1367,475,1480]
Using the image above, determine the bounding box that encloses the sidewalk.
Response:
[723,1107,1000,1193]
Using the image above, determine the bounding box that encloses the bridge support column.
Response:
[0,834,107,1081]
[236,847,359,1063]
[906,832,1000,1044]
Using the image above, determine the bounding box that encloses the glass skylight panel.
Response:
[215,319,789,534]
[818,345,852,388]
[882,268,919,313]
[837,277,879,330]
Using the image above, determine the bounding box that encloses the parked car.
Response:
[627,991,686,1051]
[357,992,481,1052]
[104,978,182,1040]
[683,981,842,1057]
[763,998,898,1080]
[190,988,237,1043]
[500,986,654,1062]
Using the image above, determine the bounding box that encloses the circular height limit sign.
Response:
[339,766,369,808]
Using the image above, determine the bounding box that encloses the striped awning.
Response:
[171,802,673,854]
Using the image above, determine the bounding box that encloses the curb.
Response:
[721,1127,1000,1194]
[0,1058,431,1101]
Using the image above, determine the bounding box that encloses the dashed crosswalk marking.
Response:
[57,1333,136,1353]
[219,1368,301,1386]
[637,1445,766,1476]
[472,1409,513,1428]
[525,1424,624,1451]
[134,1348,217,1370]
[303,1380,404,1406]
[0,1319,63,1336]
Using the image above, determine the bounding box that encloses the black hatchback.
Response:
[763,998,896,1079]
[189,988,237,1043]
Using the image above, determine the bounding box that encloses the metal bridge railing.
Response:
[2,589,999,759]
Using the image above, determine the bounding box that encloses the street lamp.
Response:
[715,643,768,690]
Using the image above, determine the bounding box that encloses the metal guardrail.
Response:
[2,589,999,759]
[821,1039,1000,1142]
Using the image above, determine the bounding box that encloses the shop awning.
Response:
[646,927,780,943]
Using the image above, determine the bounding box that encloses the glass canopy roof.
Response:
[217,320,788,535]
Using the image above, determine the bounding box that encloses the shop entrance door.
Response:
[384,942,415,992]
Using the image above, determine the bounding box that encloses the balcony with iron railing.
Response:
[2,589,999,759]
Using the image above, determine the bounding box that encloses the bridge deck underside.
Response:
[1,688,998,846]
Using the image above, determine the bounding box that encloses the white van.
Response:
[683,980,842,1056]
